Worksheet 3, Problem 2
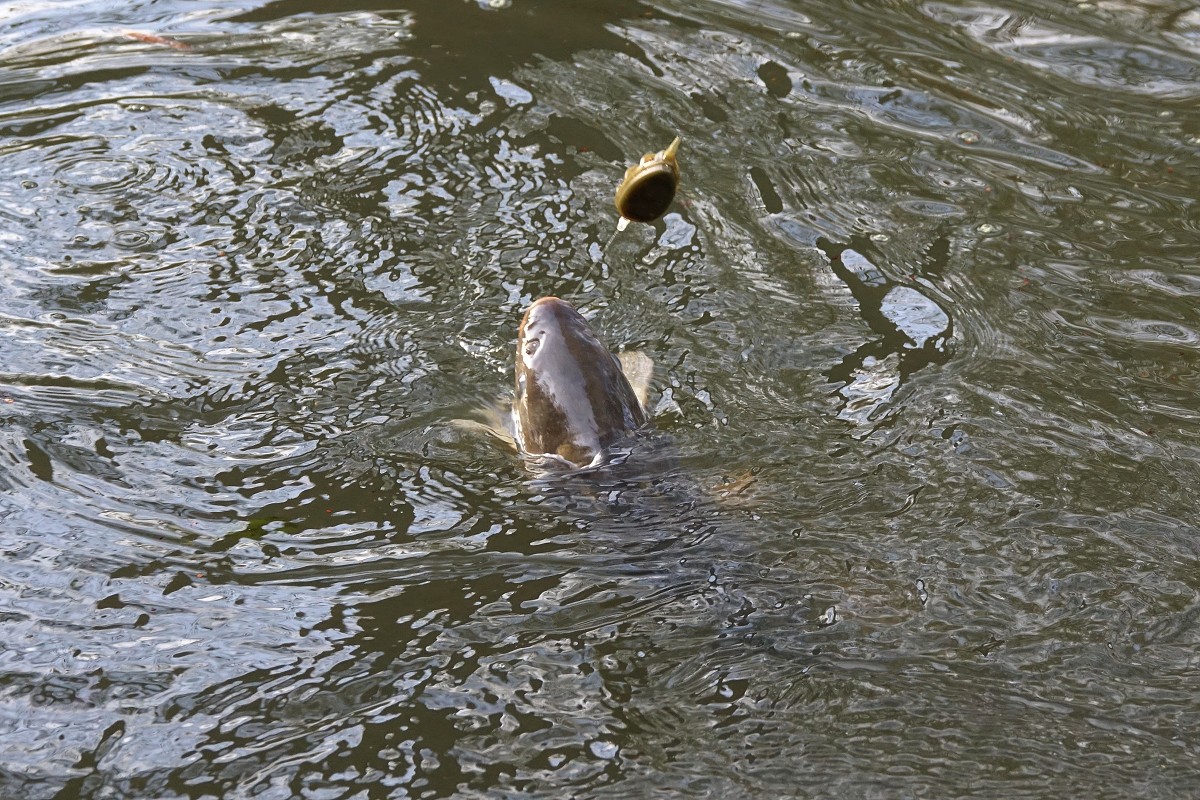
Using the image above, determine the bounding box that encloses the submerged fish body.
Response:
[512,297,648,470]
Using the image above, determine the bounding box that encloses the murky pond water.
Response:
[1,0,1198,796]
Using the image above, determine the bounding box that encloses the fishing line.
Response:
[571,217,628,300]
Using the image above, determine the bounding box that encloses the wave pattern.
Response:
[0,0,1198,797]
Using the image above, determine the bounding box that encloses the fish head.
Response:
[513,297,648,469]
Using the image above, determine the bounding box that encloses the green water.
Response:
[1,0,1198,797]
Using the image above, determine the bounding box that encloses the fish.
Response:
[454,298,756,500]
[458,135,684,470]
[123,31,192,51]
[510,296,650,470]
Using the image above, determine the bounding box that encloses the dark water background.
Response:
[1,0,1198,797]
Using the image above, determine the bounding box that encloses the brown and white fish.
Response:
[123,31,192,50]
[511,297,651,469]
[463,297,651,471]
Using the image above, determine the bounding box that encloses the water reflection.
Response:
[1,0,1199,796]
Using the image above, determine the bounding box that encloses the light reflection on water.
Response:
[0,0,1198,797]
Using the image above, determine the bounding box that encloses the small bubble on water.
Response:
[590,741,618,760]
[21,180,37,190]
[977,222,1001,234]
[1158,110,1173,119]
[956,130,981,144]
[487,0,511,8]
[114,229,152,249]
[870,232,890,243]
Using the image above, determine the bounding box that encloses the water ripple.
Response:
[1,0,1199,797]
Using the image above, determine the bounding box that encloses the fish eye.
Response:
[524,338,539,357]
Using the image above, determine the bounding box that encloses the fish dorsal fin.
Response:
[617,350,654,412]
[453,399,517,450]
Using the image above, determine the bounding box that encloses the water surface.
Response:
[1,0,1198,797]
